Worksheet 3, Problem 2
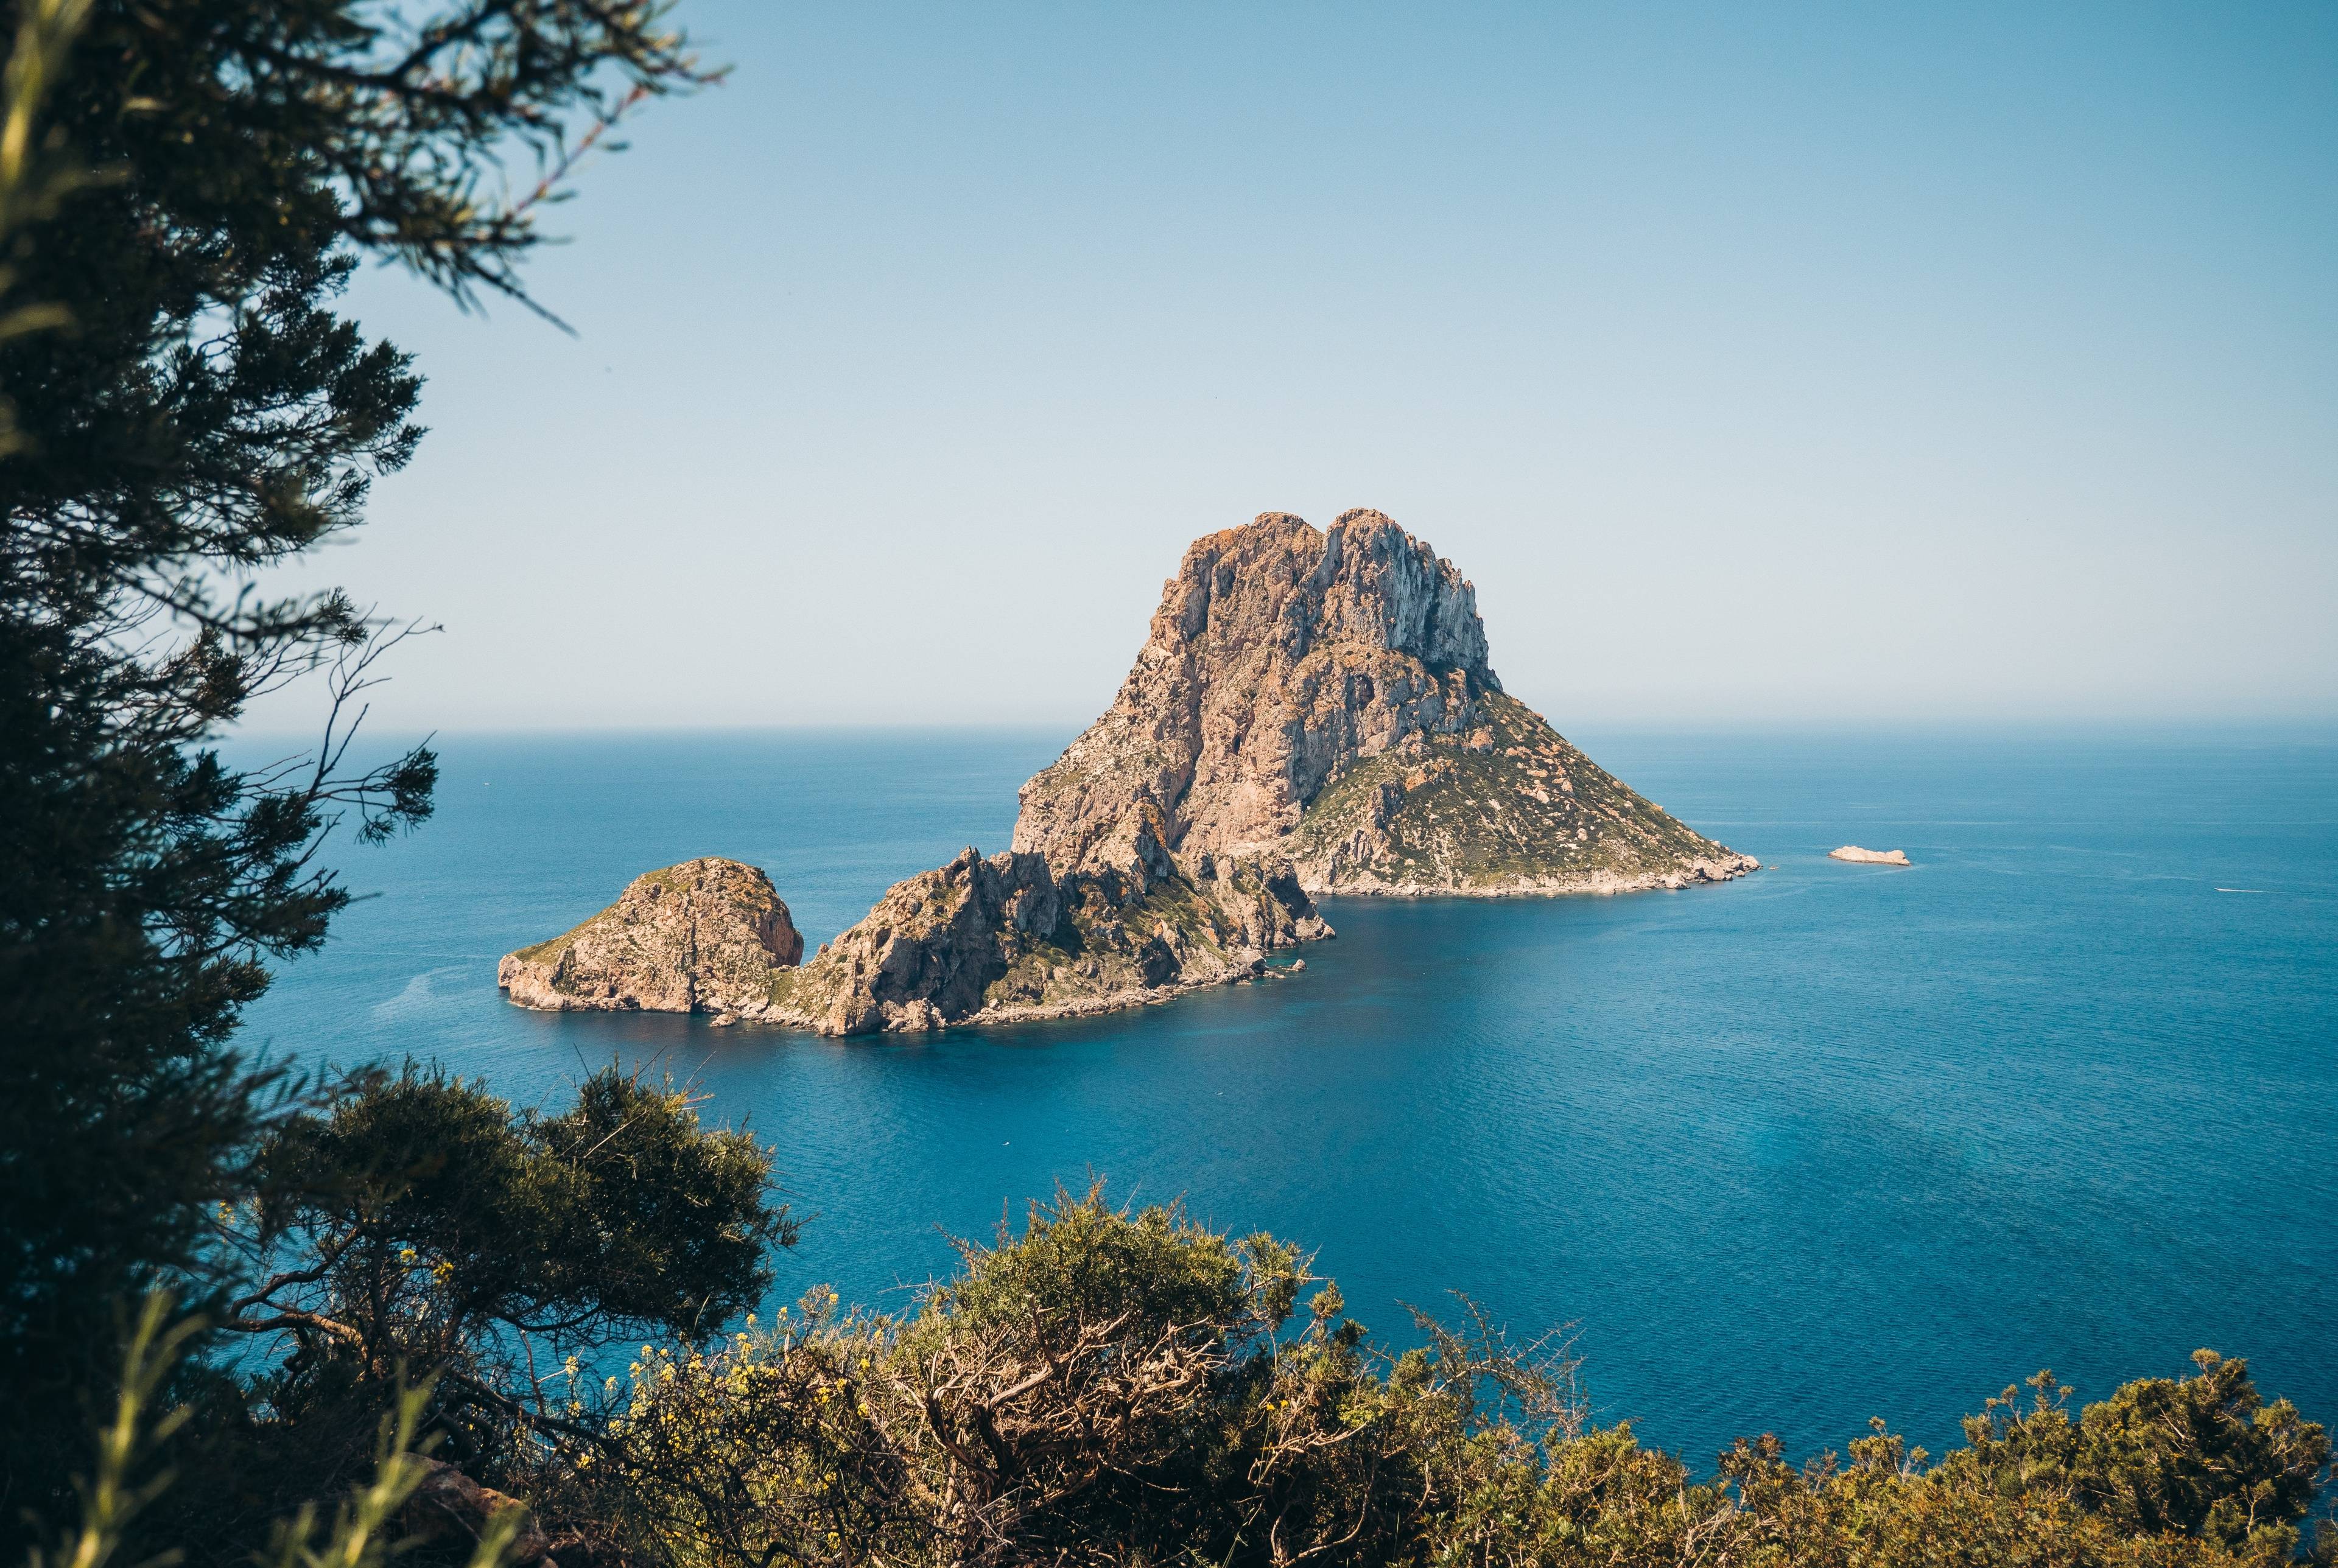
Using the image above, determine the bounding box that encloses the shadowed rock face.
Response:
[1016,509,1755,896]
[764,845,1327,1035]
[496,858,802,1015]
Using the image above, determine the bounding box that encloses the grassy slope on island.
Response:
[1288,689,1749,892]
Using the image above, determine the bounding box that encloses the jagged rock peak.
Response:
[1178,509,1498,683]
[1016,509,1757,897]
[1014,509,1503,879]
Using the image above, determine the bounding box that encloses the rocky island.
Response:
[496,858,804,1017]
[502,509,1757,1035]
[1829,845,1912,866]
[1016,511,1756,897]
[505,842,1327,1036]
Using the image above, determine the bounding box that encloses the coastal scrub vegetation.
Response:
[32,1118,2338,1568]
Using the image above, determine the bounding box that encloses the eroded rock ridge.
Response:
[764,844,1326,1034]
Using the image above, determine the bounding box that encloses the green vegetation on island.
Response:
[1287,690,1750,894]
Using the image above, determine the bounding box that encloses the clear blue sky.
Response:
[269,1,2337,732]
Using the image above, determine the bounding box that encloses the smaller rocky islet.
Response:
[500,509,1760,1035]
[1830,845,1912,866]
[496,858,802,1016]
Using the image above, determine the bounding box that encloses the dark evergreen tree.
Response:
[0,0,709,1533]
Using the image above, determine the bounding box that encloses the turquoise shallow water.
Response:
[239,726,2338,1472]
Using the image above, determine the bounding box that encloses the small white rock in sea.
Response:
[1829,845,1911,866]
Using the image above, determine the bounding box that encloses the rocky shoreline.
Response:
[879,953,1306,1031]
[1296,854,1761,898]
[500,509,1757,1036]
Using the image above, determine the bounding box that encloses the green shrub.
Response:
[514,1186,2334,1568]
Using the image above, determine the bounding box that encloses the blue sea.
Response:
[238,726,2338,1473]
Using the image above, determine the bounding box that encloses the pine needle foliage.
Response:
[0,0,711,1535]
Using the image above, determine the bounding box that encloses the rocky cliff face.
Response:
[496,858,803,1015]
[1015,509,1755,895]
[1013,513,1493,880]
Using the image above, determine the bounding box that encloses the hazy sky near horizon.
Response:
[252,1,2337,735]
